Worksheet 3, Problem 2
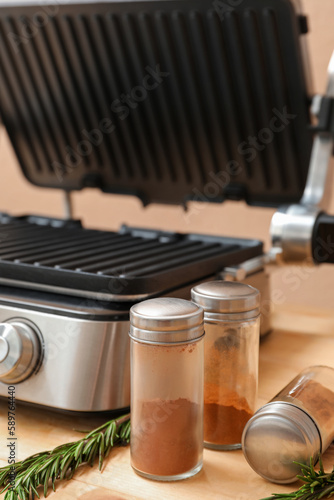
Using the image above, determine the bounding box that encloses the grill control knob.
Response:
[0,321,41,384]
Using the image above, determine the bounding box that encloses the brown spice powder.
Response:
[131,398,201,477]
[204,402,252,445]
[204,383,253,445]
[204,327,256,446]
[287,379,334,446]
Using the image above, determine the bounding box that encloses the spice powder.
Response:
[204,329,255,446]
[131,398,202,477]
[287,379,334,446]
[204,384,253,445]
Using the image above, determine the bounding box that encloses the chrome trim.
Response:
[270,205,320,264]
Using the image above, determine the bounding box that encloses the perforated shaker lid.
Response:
[191,281,260,314]
[242,402,321,484]
[130,297,204,344]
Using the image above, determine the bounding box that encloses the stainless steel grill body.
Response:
[0,302,131,412]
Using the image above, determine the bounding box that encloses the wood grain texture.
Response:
[0,305,333,499]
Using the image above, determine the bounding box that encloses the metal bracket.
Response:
[218,254,274,337]
[219,253,277,281]
[309,95,334,135]
[63,191,73,220]
[270,52,334,264]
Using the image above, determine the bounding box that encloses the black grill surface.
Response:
[0,0,312,207]
[0,216,263,298]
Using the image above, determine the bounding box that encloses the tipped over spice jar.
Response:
[242,365,334,484]
[129,298,204,481]
[191,281,260,450]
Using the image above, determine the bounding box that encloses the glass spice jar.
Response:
[242,366,334,484]
[129,297,204,481]
[191,281,260,450]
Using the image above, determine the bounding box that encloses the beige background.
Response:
[0,0,333,310]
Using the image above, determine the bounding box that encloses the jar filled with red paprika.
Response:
[191,281,260,450]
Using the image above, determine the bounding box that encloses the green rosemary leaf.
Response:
[107,422,115,447]
[1,491,8,500]
[297,474,311,483]
[17,485,28,500]
[59,455,74,480]
[99,434,105,470]
[51,442,76,454]
[21,466,38,485]
[29,481,40,498]
[84,421,109,440]
[42,464,52,498]
[82,437,96,456]
[66,465,77,481]
[87,441,99,467]
[0,469,8,482]
[318,484,334,499]
[74,440,85,461]
[49,455,61,480]
[36,457,56,475]
[125,422,131,440]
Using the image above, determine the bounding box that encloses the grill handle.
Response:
[312,213,334,264]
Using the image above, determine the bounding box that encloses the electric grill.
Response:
[0,0,333,412]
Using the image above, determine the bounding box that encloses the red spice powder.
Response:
[131,398,201,477]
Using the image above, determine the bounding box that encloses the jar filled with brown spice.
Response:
[191,281,260,450]
[129,297,204,481]
[242,365,334,484]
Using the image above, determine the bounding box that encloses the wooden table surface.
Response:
[1,305,334,500]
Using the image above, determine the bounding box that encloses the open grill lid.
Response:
[0,0,313,207]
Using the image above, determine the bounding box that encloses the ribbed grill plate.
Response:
[0,216,263,298]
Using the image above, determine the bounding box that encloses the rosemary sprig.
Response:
[0,413,130,500]
[261,457,334,500]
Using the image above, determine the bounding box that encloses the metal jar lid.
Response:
[130,297,204,344]
[191,281,260,317]
[242,402,321,484]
